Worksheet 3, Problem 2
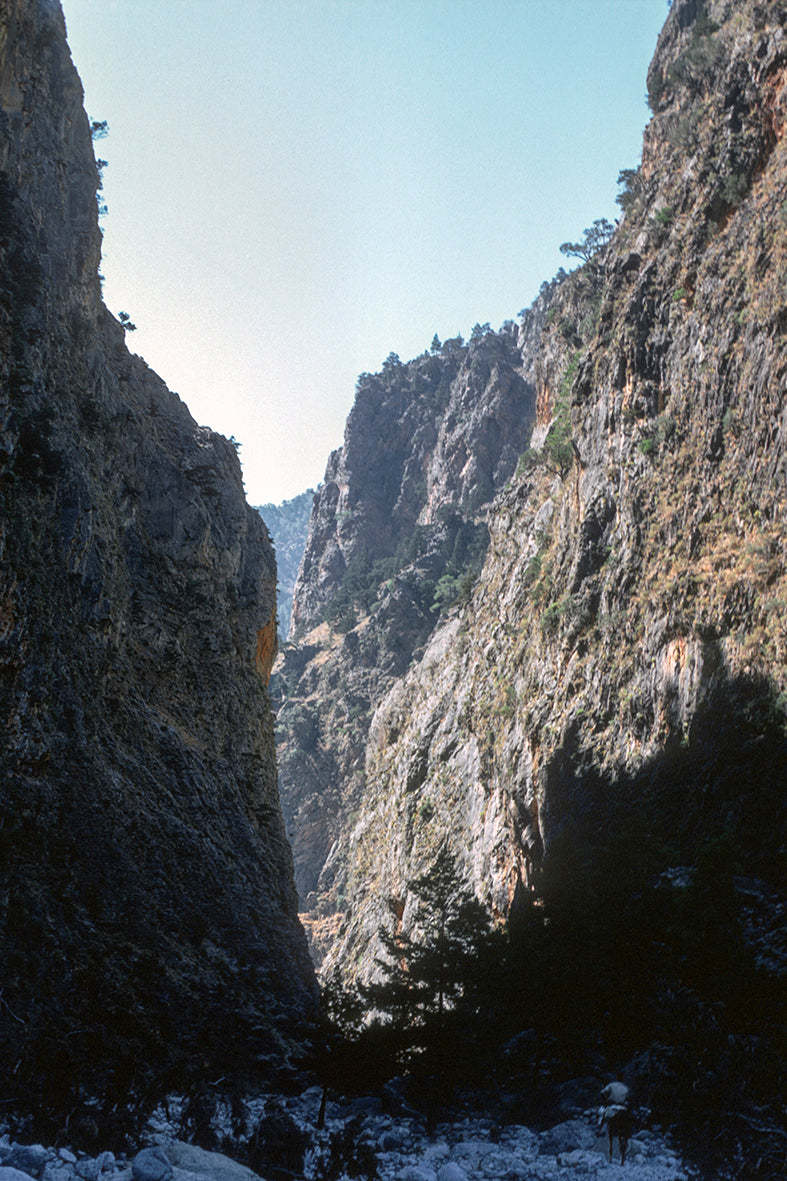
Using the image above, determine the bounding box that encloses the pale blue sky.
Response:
[61,0,669,505]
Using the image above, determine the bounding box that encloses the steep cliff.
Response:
[324,0,787,978]
[275,312,556,932]
[0,0,315,1130]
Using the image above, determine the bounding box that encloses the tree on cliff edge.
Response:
[559,217,614,264]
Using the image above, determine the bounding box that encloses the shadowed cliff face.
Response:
[0,0,315,1128]
[280,0,787,981]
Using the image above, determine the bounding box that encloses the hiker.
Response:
[599,1080,631,1165]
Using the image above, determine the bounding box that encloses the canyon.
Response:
[1,0,787,1176]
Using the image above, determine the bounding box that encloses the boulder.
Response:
[131,1150,173,1181]
[0,1170,41,1181]
[164,1144,262,1181]
[3,1148,49,1179]
[396,1168,436,1181]
[437,1165,469,1181]
[538,1119,596,1155]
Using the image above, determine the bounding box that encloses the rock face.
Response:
[281,0,787,979]
[0,0,315,1124]
[275,313,554,927]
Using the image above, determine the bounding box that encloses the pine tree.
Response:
[363,846,501,1075]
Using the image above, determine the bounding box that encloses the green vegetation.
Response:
[615,166,643,214]
[559,218,614,265]
[638,414,675,459]
[316,848,503,1107]
[364,847,499,1067]
[323,514,488,631]
[117,311,136,332]
[90,119,109,219]
[522,549,543,587]
[541,596,571,635]
[543,404,574,478]
[649,3,723,111]
[278,702,319,751]
[722,170,749,207]
[516,353,579,483]
[545,352,580,478]
[669,13,722,94]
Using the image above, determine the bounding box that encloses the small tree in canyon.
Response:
[363,846,501,1085]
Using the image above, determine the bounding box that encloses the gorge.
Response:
[1,0,786,1178]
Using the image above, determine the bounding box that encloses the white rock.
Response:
[436,1164,467,1181]
[131,1150,172,1181]
[396,1167,437,1181]
[42,1164,69,1181]
[0,1169,40,1181]
[421,1142,449,1163]
[626,1136,646,1157]
[481,1152,522,1178]
[557,1148,603,1168]
[379,1130,406,1152]
[451,1139,497,1160]
[539,1118,596,1155]
[163,1144,261,1181]
[57,1155,76,1167]
[5,1147,49,1178]
[492,1162,532,1180]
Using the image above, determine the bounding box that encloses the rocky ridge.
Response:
[275,305,564,926]
[277,11,787,1170]
[0,0,315,1130]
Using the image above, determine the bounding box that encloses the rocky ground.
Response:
[0,1085,697,1181]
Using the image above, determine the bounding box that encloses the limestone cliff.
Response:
[275,312,557,934]
[0,0,315,1128]
[283,0,787,981]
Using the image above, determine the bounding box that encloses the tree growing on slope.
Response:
[559,217,614,264]
[363,846,502,1082]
